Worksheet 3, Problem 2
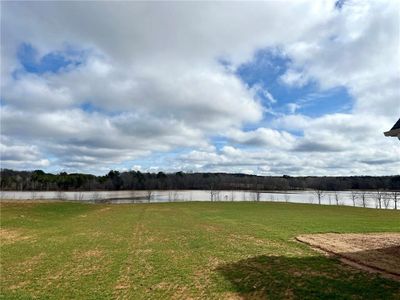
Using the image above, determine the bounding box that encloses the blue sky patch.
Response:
[80,102,100,114]
[16,43,85,74]
[235,48,353,119]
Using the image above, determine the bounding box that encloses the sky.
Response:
[1,0,399,176]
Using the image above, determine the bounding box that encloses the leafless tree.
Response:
[210,190,220,202]
[57,190,66,201]
[350,191,358,207]
[146,190,153,203]
[313,189,325,205]
[130,190,136,200]
[168,191,173,202]
[383,192,391,209]
[214,191,220,201]
[209,183,219,202]
[375,190,384,209]
[249,192,256,201]
[391,191,399,210]
[92,191,100,202]
[255,191,261,202]
[334,191,340,206]
[73,191,84,201]
[357,190,368,208]
[284,192,290,203]
[172,191,179,201]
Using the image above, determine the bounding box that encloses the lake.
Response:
[0,190,397,209]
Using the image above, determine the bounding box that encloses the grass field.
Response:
[1,201,399,299]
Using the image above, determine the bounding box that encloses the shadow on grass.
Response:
[216,253,400,299]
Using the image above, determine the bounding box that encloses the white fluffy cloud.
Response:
[1,0,399,175]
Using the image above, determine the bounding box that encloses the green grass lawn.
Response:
[1,201,399,299]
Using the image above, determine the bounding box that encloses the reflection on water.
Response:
[0,190,397,209]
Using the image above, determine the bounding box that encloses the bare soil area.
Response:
[297,233,400,280]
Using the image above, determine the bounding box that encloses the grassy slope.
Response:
[1,202,399,299]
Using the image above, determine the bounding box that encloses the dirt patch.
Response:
[296,233,400,280]
[0,228,32,245]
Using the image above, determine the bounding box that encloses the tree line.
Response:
[1,169,399,192]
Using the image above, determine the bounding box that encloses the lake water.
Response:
[0,190,398,209]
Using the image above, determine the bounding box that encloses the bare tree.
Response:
[209,183,219,202]
[391,191,399,210]
[146,190,153,203]
[56,190,66,201]
[215,191,220,201]
[358,190,368,208]
[173,191,179,201]
[313,189,325,205]
[383,192,391,209]
[210,190,220,202]
[375,190,384,209]
[284,192,290,203]
[168,191,173,202]
[73,191,84,201]
[92,191,100,202]
[350,191,358,207]
[255,191,261,202]
[250,192,256,201]
[334,191,340,206]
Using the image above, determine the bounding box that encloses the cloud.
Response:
[1,0,399,175]
[226,128,295,149]
[287,103,301,114]
[280,0,400,119]
[0,138,50,169]
[280,69,309,87]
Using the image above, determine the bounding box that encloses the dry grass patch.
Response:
[297,233,400,279]
[0,228,32,245]
[79,249,104,258]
